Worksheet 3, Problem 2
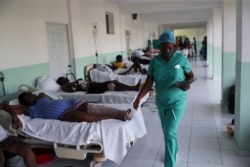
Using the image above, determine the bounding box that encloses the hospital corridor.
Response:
[34,58,250,167]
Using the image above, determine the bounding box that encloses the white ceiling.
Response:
[106,0,223,29]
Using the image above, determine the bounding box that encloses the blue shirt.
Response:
[148,52,191,108]
[28,98,79,119]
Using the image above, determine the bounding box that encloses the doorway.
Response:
[46,23,72,80]
[125,30,131,60]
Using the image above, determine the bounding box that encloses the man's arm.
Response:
[0,104,28,129]
[181,71,195,91]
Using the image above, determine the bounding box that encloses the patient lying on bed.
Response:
[0,92,132,128]
[56,77,141,94]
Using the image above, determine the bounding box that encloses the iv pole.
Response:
[92,22,99,82]
[0,72,6,96]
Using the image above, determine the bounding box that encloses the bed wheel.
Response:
[90,161,103,167]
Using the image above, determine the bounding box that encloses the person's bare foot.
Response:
[124,109,132,121]
[116,109,132,121]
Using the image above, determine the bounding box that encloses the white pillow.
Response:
[32,90,62,99]
[36,76,60,92]
[9,99,20,105]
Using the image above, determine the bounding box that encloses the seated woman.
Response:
[0,92,132,126]
[56,77,141,94]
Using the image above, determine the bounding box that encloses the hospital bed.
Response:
[55,90,149,104]
[87,64,148,85]
[0,88,147,167]
[35,77,149,104]
[35,76,149,104]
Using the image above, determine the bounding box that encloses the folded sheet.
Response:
[89,68,147,86]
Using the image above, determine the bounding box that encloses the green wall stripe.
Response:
[0,63,50,96]
[234,60,250,152]
[222,52,236,104]
[213,46,222,78]
[0,51,125,96]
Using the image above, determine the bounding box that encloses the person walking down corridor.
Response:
[133,30,195,167]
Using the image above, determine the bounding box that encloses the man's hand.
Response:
[133,98,141,110]
[12,114,21,129]
[2,104,21,129]
[38,93,47,98]
[181,85,190,91]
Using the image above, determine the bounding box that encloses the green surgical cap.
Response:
[158,30,175,45]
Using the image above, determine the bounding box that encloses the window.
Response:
[105,12,114,34]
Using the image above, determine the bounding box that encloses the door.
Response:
[125,30,131,60]
[46,23,71,80]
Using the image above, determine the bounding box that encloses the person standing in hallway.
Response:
[200,36,207,60]
[133,30,194,167]
[192,37,197,56]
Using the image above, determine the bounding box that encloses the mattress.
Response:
[55,91,149,104]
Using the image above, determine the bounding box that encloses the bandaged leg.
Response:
[87,103,128,115]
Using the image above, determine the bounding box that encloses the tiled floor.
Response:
[38,58,250,167]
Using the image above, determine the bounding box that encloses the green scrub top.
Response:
[148,52,191,108]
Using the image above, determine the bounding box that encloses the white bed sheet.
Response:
[89,68,147,86]
[54,91,149,104]
[19,103,146,164]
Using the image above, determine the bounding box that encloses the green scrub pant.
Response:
[157,100,186,167]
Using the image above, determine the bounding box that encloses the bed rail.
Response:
[18,84,38,92]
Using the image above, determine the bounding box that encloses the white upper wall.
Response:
[70,0,122,57]
[213,5,222,47]
[0,0,69,69]
[223,0,236,52]
[0,0,147,70]
[120,13,145,50]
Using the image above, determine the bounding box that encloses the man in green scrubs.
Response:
[134,30,194,167]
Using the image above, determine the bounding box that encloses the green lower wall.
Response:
[0,63,50,96]
[213,46,222,78]
[234,60,250,153]
[0,51,123,96]
[222,52,236,105]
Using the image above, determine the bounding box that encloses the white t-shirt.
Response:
[132,50,144,58]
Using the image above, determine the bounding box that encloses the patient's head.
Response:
[116,55,123,62]
[56,77,70,86]
[18,92,38,106]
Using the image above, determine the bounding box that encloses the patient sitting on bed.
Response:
[56,77,141,94]
[110,55,127,70]
[118,59,147,75]
[0,92,131,128]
